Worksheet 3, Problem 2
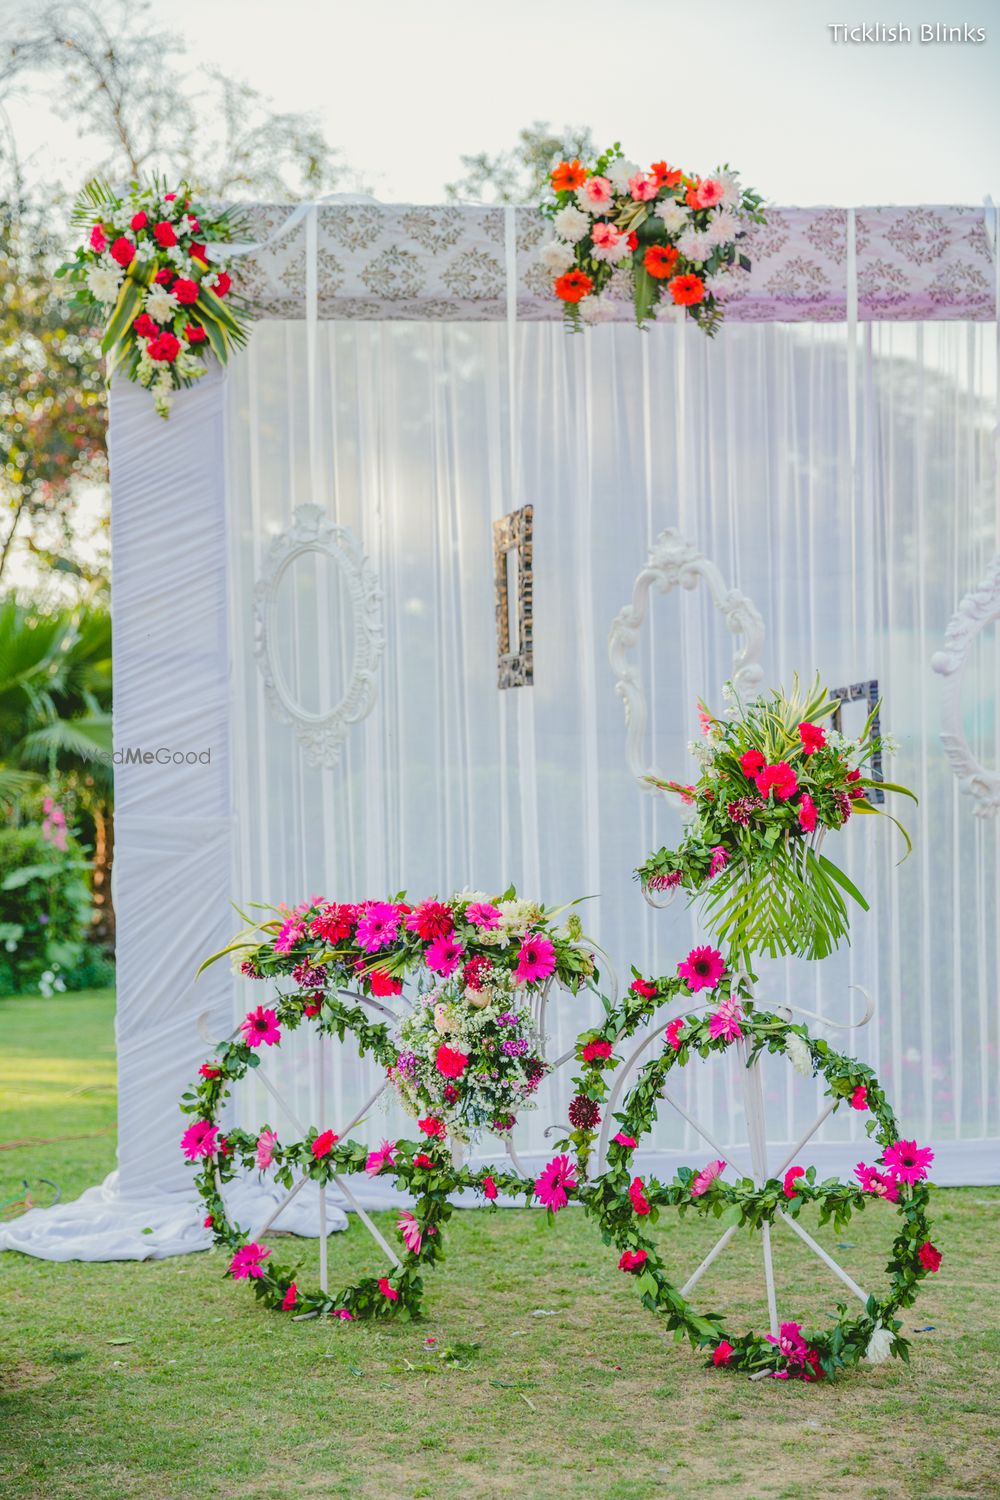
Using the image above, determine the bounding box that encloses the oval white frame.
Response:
[931,554,1000,817]
[254,504,384,768]
[608,526,766,798]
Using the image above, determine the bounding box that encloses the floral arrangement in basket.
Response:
[57,178,250,417]
[636,678,916,960]
[539,145,766,333]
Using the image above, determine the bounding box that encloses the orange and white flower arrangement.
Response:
[539,145,766,333]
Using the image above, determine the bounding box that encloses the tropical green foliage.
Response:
[0,824,92,992]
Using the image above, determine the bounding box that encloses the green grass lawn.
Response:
[1,991,997,1500]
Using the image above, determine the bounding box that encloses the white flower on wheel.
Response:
[552,204,590,243]
[655,200,690,233]
[784,1032,813,1078]
[538,238,576,276]
[864,1325,894,1364]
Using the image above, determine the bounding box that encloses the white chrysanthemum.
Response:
[144,285,179,322]
[864,1325,894,1364]
[716,170,743,208]
[677,228,712,264]
[579,293,615,324]
[85,264,123,304]
[785,1032,813,1078]
[552,204,591,243]
[606,158,641,192]
[538,238,576,276]
[655,199,690,233]
[704,271,734,300]
[591,235,632,265]
[706,209,740,246]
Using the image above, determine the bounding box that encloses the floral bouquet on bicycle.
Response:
[635,678,915,961]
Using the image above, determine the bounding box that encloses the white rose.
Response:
[607,158,640,192]
[85,264,123,305]
[552,204,590,243]
[538,238,576,276]
[784,1032,813,1078]
[655,200,690,233]
[144,286,179,322]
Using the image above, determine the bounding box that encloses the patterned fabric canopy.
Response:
[233,202,997,322]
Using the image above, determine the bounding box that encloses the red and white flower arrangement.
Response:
[58,178,250,417]
[539,146,766,333]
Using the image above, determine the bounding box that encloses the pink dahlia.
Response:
[256,1128,278,1169]
[365,1139,397,1176]
[355,901,401,952]
[678,946,725,993]
[618,1248,648,1273]
[310,902,355,943]
[281,1282,297,1310]
[665,1017,685,1052]
[229,1242,270,1280]
[629,1178,651,1216]
[425,933,464,977]
[691,1159,726,1197]
[405,900,454,941]
[850,1085,869,1111]
[241,1006,281,1048]
[708,997,743,1042]
[515,933,557,986]
[397,1210,423,1255]
[466,901,502,929]
[180,1119,220,1160]
[378,1277,399,1302]
[882,1139,934,1184]
[854,1162,900,1201]
[783,1164,806,1199]
[534,1154,577,1212]
[766,1320,808,1365]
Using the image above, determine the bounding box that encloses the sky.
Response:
[3,0,1000,206]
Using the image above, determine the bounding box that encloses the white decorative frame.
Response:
[931,554,1000,817]
[254,504,384,769]
[608,527,766,796]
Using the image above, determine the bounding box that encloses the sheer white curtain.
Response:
[225,315,999,1188]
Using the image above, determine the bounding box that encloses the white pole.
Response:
[777,1210,868,1306]
[680,1224,739,1297]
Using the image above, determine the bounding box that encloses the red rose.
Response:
[147,332,180,363]
[153,221,177,248]
[581,1039,613,1063]
[303,999,321,1017]
[418,1116,446,1139]
[133,313,159,339]
[131,211,148,232]
[482,1175,498,1200]
[189,242,208,263]
[203,1214,213,1229]
[172,277,199,305]
[211,270,232,297]
[198,1062,220,1079]
[618,1248,648,1273]
[311,1129,339,1159]
[918,1241,942,1272]
[413,1153,434,1169]
[154,267,175,286]
[630,978,658,999]
[110,236,136,267]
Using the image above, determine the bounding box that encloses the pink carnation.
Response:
[629,1177,651,1215]
[696,178,726,208]
[578,175,613,211]
[850,1085,868,1111]
[89,224,107,252]
[281,1283,297,1311]
[756,761,799,801]
[665,1017,685,1052]
[691,1158,725,1197]
[618,1248,648,1273]
[482,1175,498,1200]
[783,1164,806,1199]
[534,1154,576,1212]
[798,793,817,832]
[378,1277,399,1302]
[613,1132,637,1149]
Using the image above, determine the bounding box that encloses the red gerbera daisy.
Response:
[669,272,705,306]
[644,244,679,280]
[554,269,594,304]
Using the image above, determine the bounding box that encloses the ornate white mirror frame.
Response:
[253,504,384,769]
[608,527,766,798]
[931,554,1000,817]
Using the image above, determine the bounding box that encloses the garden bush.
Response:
[0,825,93,994]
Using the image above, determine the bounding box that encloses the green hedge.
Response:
[0,825,95,994]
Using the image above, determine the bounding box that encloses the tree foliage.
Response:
[445,121,595,204]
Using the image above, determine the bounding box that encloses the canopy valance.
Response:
[232,202,998,323]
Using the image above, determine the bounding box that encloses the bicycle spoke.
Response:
[777,1210,868,1305]
[679,1224,739,1297]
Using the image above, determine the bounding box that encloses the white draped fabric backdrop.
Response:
[3,306,997,1264]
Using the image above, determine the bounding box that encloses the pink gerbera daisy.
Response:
[180,1119,219,1160]
[691,1159,726,1197]
[396,1210,423,1255]
[466,901,502,929]
[229,1242,270,1280]
[241,1006,281,1048]
[515,933,557,986]
[882,1139,934,1183]
[425,933,465,977]
[354,901,401,953]
[365,1139,397,1176]
[708,997,743,1042]
[534,1154,576,1212]
[678,946,725,993]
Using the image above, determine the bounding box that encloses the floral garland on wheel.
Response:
[558,960,940,1381]
[58,178,250,417]
[539,144,766,332]
[182,888,600,1319]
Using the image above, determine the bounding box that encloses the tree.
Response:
[445,121,596,205]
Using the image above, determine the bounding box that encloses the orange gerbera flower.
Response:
[554,269,594,303]
[685,178,702,209]
[644,244,680,280]
[551,158,587,192]
[650,161,683,189]
[669,273,706,306]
